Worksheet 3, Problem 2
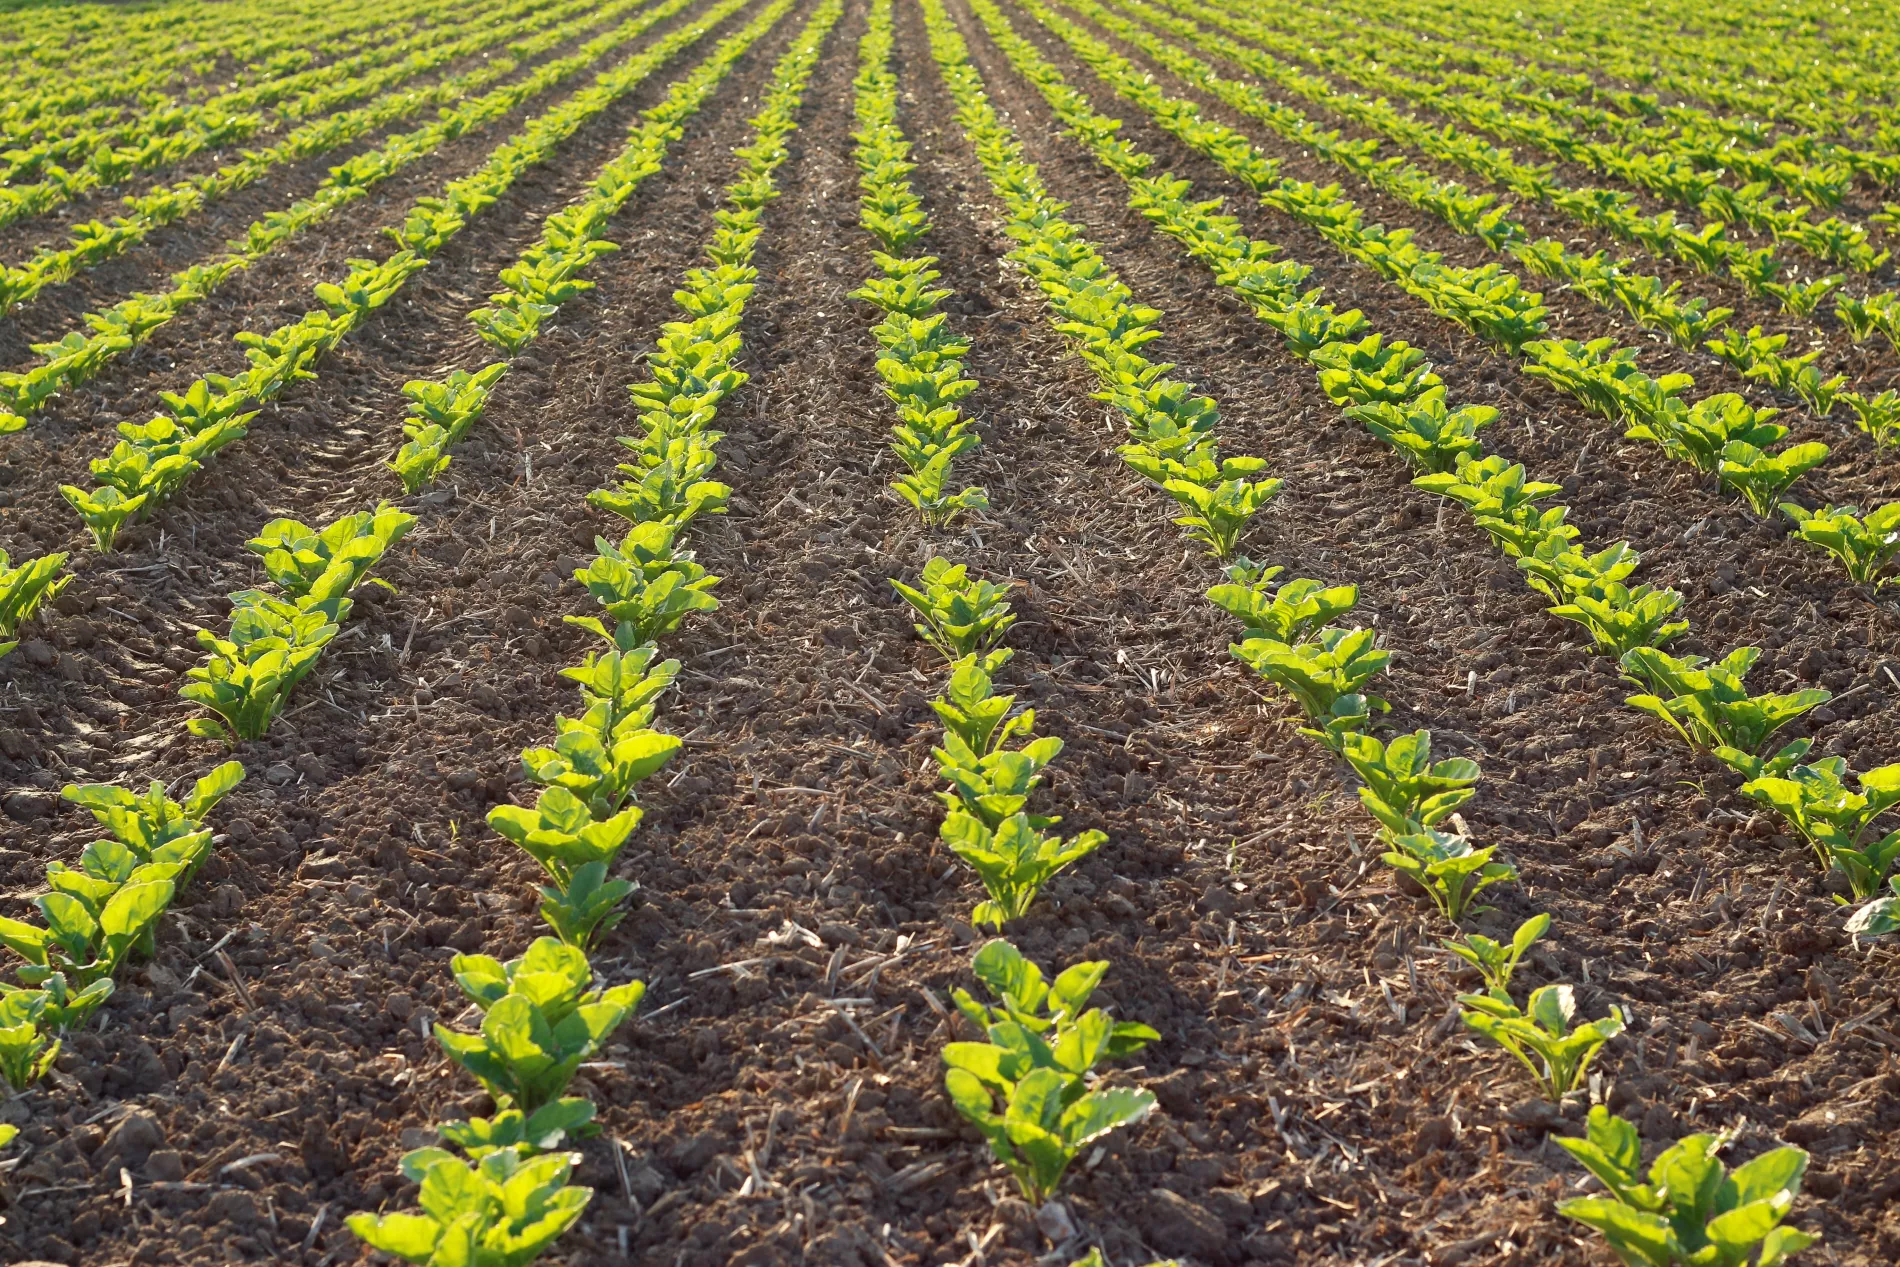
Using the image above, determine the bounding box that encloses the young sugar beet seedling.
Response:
[1620,647,1830,779]
[1740,759,1900,901]
[433,936,644,1114]
[0,549,70,661]
[487,788,644,938]
[390,362,509,493]
[346,1147,592,1267]
[1415,454,1576,559]
[1846,878,1900,941]
[566,521,720,652]
[892,556,1016,661]
[943,940,1158,1203]
[428,1098,597,1164]
[0,992,60,1090]
[183,505,413,743]
[0,760,248,1042]
[1382,828,1517,923]
[1516,537,1689,658]
[1206,560,1358,645]
[1445,913,1551,995]
[1461,982,1626,1103]
[1779,503,1900,588]
[1342,729,1480,837]
[931,653,1105,928]
[1346,386,1496,473]
[1555,1106,1816,1266]
[1229,625,1390,753]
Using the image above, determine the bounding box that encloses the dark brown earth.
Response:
[0,0,1896,1265]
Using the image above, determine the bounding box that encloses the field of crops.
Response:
[0,0,1896,1262]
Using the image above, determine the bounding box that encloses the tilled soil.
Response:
[1,0,1897,1265]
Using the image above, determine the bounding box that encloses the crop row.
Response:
[349,3,841,1255]
[0,0,674,439]
[1012,0,1899,586]
[1115,0,1900,392]
[0,1,1891,1261]
[0,0,767,1086]
[0,0,499,187]
[919,1,1832,1256]
[850,0,989,526]
[390,0,789,489]
[1214,0,1900,205]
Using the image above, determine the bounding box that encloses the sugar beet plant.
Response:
[1556,1106,1817,1265]
[348,937,644,1265]
[0,762,243,1090]
[0,549,70,662]
[354,8,844,1261]
[849,0,988,526]
[897,558,1103,928]
[182,504,414,745]
[1212,559,1389,753]
[943,939,1158,1202]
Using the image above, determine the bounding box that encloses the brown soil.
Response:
[0,0,1896,1265]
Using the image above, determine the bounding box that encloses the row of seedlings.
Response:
[893,554,1163,1206]
[963,0,1900,979]
[0,6,804,1126]
[1172,0,1900,297]
[1286,0,1900,148]
[849,0,989,525]
[385,0,798,490]
[0,0,509,190]
[922,0,1829,1257]
[1012,0,1900,590]
[345,5,845,1261]
[0,0,422,131]
[54,0,726,552]
[1254,0,1899,198]
[852,9,1171,1221]
[0,0,630,323]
